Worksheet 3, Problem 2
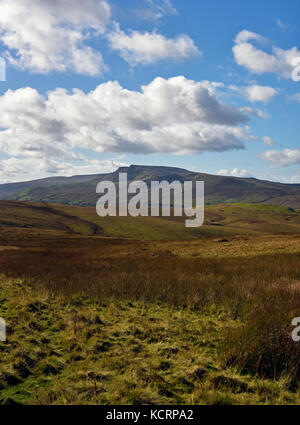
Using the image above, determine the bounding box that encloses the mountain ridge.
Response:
[1,164,300,208]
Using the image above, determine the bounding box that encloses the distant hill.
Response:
[1,164,300,208]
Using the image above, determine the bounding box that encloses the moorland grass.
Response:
[1,201,300,404]
[0,275,299,405]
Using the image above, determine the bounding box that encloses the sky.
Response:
[0,0,299,184]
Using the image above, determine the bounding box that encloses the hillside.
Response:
[0,201,103,236]
[0,165,300,208]
[0,200,300,242]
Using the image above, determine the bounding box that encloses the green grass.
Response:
[1,200,300,405]
[0,276,298,405]
[1,200,300,241]
[55,203,300,240]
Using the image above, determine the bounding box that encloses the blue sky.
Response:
[0,0,299,183]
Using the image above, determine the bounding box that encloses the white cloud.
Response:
[0,157,128,184]
[0,0,111,75]
[139,0,178,21]
[244,85,278,103]
[218,168,251,178]
[228,84,276,108]
[234,30,266,45]
[277,20,287,30]
[263,136,276,146]
[233,29,300,79]
[259,149,300,167]
[0,76,259,183]
[239,107,268,119]
[107,24,201,66]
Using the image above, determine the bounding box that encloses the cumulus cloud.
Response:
[218,168,252,178]
[259,149,300,167]
[0,0,111,75]
[234,30,266,45]
[0,77,254,158]
[233,29,300,79]
[107,24,201,66]
[0,76,260,181]
[244,85,278,103]
[229,84,275,109]
[0,0,200,73]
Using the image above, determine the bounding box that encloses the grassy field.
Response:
[1,200,300,240]
[1,201,300,404]
[55,202,300,239]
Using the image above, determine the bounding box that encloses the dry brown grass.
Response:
[1,224,300,387]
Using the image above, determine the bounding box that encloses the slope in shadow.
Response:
[0,201,103,236]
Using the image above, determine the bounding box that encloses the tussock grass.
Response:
[0,275,298,405]
[221,282,300,382]
[1,202,300,404]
